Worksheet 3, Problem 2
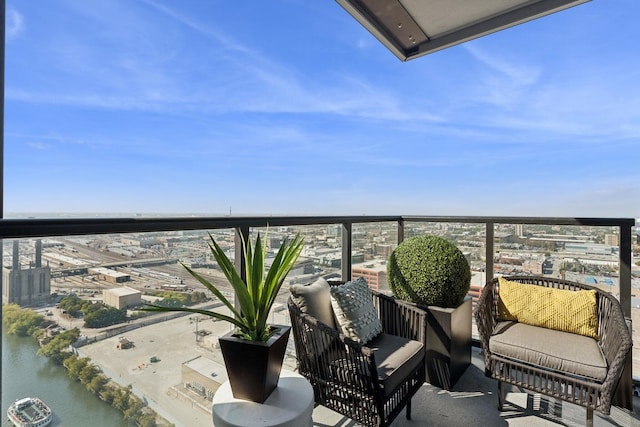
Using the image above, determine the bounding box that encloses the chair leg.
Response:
[406,398,412,420]
[586,408,593,427]
[497,381,504,411]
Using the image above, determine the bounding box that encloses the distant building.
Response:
[374,243,394,258]
[103,287,141,309]
[2,240,51,307]
[89,267,130,283]
[564,243,614,256]
[495,232,515,243]
[182,356,224,401]
[352,262,387,291]
[604,234,619,247]
[523,258,544,275]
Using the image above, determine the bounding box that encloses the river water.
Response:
[1,332,129,427]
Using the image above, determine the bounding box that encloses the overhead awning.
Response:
[335,0,590,61]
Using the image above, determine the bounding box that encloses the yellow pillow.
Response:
[497,277,598,339]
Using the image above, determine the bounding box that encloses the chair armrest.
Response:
[288,299,379,391]
[474,278,498,372]
[596,291,633,408]
[371,290,427,342]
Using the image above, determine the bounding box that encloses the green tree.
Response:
[59,295,86,317]
[79,363,101,385]
[87,373,109,395]
[38,328,81,364]
[2,304,44,336]
[64,354,89,379]
[123,396,144,421]
[137,413,157,427]
[112,386,133,412]
[99,386,116,404]
[84,306,126,328]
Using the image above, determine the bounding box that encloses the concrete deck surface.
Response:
[312,348,640,427]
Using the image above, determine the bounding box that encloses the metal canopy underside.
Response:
[335,0,590,61]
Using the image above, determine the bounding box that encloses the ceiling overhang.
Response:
[335,0,590,61]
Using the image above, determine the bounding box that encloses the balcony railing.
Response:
[1,214,634,314]
[1,214,636,422]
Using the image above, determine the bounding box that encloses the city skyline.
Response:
[4,0,640,217]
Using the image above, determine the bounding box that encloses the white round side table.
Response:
[211,369,314,427]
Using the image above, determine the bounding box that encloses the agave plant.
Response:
[143,231,303,342]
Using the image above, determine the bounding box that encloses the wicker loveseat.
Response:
[475,276,632,427]
[288,278,426,427]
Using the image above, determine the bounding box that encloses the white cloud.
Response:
[6,7,25,40]
[26,142,50,150]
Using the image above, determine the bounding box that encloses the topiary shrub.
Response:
[387,235,471,308]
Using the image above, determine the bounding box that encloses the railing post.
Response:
[342,222,352,281]
[619,224,632,318]
[397,219,405,245]
[485,222,494,283]
[614,223,633,410]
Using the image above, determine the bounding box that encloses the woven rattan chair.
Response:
[475,276,632,427]
[288,284,426,427]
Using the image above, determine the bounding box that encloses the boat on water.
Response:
[7,397,52,427]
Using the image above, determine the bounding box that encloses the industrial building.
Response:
[182,355,225,401]
[89,267,131,283]
[103,286,142,309]
[2,240,51,307]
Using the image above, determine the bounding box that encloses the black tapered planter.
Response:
[218,325,291,403]
[424,296,472,390]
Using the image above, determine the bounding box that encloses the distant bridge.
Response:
[50,258,178,278]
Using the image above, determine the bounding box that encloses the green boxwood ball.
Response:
[387,235,471,308]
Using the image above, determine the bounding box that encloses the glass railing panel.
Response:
[632,223,640,380]
[2,230,236,427]
[403,221,488,340]
[495,224,620,293]
[249,224,339,371]
[351,222,397,293]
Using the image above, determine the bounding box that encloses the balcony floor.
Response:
[309,347,640,427]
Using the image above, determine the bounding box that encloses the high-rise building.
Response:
[515,224,525,237]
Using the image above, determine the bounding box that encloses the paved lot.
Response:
[81,314,229,427]
[79,309,297,427]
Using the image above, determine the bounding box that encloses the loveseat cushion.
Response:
[489,321,607,382]
[497,277,599,339]
[290,277,337,329]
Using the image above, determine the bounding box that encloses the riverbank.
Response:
[1,332,130,427]
[2,305,172,427]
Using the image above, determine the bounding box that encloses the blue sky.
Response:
[4,0,640,217]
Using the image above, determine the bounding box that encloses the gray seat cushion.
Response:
[367,333,425,395]
[489,321,607,382]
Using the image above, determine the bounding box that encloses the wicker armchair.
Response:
[475,276,632,427]
[288,284,426,427]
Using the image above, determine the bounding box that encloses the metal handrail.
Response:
[0,214,633,315]
[0,215,634,239]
